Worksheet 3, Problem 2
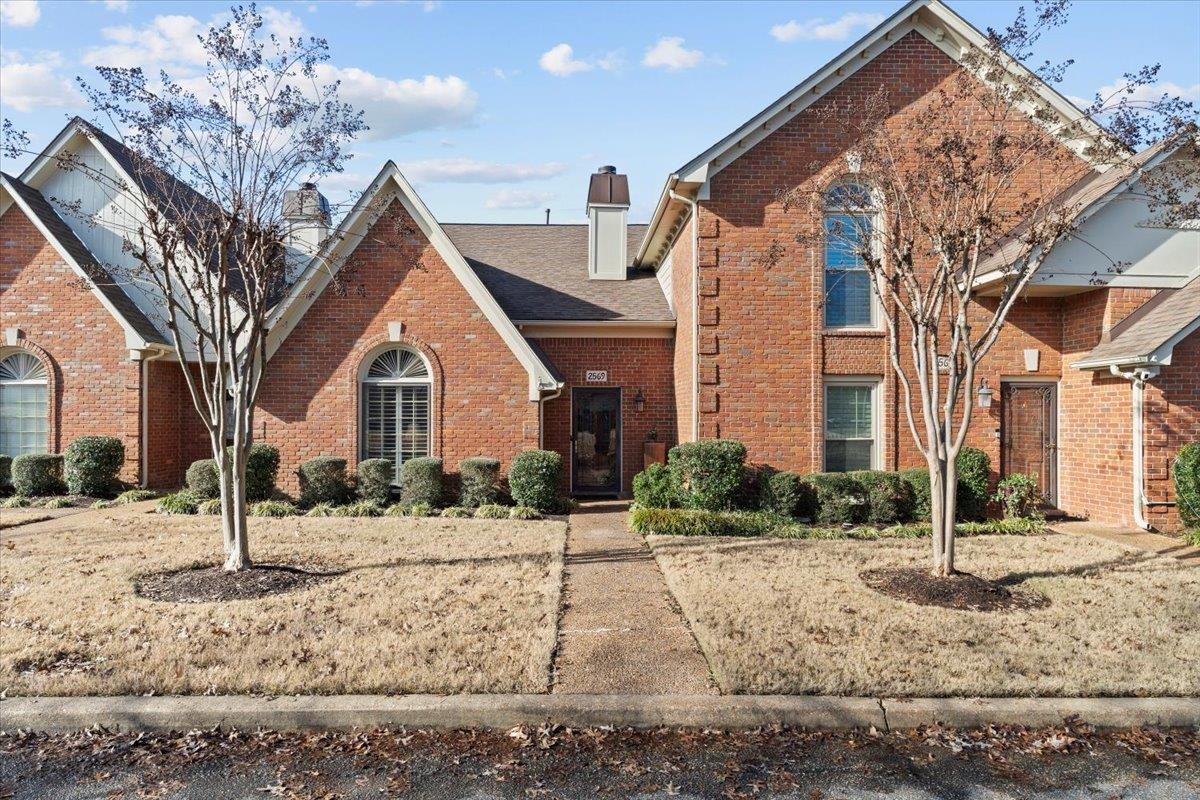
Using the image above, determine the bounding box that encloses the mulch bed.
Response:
[861,566,1050,612]
[134,564,341,603]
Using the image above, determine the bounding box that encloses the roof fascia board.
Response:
[267,162,562,399]
[1,176,148,350]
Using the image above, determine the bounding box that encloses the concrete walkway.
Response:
[551,501,715,694]
[1050,520,1199,563]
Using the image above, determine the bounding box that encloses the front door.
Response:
[572,387,621,495]
[1001,382,1058,506]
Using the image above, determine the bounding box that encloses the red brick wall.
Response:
[536,336,676,496]
[1145,330,1200,532]
[255,199,539,494]
[0,207,142,483]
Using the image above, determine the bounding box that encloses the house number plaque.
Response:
[585,370,608,383]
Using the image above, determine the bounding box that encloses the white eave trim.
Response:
[266,161,562,400]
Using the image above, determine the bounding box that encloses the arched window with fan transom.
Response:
[359,347,432,477]
[0,350,49,457]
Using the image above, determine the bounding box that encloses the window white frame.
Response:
[0,350,50,458]
[359,347,433,481]
[822,376,882,472]
[822,181,882,331]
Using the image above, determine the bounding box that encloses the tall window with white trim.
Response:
[0,351,49,457]
[824,379,878,472]
[361,348,431,477]
[823,182,877,328]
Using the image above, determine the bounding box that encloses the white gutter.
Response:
[1109,364,1160,530]
[138,347,172,488]
[669,188,699,441]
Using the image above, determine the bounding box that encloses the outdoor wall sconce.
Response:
[634,389,646,413]
[977,378,993,409]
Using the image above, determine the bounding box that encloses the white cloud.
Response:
[103,0,129,11]
[261,6,305,40]
[84,15,209,68]
[642,36,705,71]
[539,43,592,77]
[355,0,440,9]
[0,52,80,112]
[492,67,519,80]
[398,158,567,183]
[0,0,40,27]
[770,12,884,43]
[484,188,557,209]
[315,67,478,140]
[1095,79,1200,104]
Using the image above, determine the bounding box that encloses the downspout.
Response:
[669,188,699,441]
[139,347,170,489]
[1109,364,1159,530]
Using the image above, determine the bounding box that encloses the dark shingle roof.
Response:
[2,172,167,346]
[1077,276,1200,367]
[442,223,673,322]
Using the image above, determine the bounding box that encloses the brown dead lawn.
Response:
[1,511,565,696]
[648,533,1200,697]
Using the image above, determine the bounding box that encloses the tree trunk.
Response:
[221,444,252,572]
[928,457,947,572]
[940,458,958,576]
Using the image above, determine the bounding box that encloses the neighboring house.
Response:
[1,0,1196,530]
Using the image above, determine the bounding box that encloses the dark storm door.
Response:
[1001,382,1058,506]
[572,387,621,495]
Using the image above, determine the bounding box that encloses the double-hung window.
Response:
[360,348,431,479]
[0,351,48,458]
[824,378,879,472]
[823,182,877,328]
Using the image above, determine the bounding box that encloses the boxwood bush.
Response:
[0,454,11,492]
[63,436,124,497]
[668,439,747,511]
[459,456,501,508]
[806,472,865,525]
[758,468,818,520]
[298,456,353,506]
[632,463,680,509]
[850,470,912,524]
[357,458,394,505]
[630,506,777,537]
[508,449,562,512]
[400,457,443,506]
[12,453,65,497]
[900,447,992,523]
[1173,443,1200,530]
[245,443,280,501]
[186,459,220,499]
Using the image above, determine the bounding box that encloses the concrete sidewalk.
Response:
[551,501,715,694]
[1050,520,1200,562]
[3,694,1196,733]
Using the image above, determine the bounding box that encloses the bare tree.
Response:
[5,5,365,570]
[784,0,1196,575]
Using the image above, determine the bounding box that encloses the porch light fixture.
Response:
[634,389,646,413]
[977,378,993,409]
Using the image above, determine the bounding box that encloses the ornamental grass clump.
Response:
[475,504,509,519]
[156,491,201,515]
[114,488,157,505]
[459,457,501,508]
[440,506,471,518]
[64,436,124,497]
[249,500,299,518]
[668,440,746,511]
[509,506,542,520]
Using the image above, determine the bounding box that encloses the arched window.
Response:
[823,181,878,329]
[0,351,49,457]
[360,347,431,476]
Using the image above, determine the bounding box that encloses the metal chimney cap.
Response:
[597,165,617,174]
[299,181,318,191]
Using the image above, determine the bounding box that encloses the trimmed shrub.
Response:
[900,468,932,521]
[629,506,777,537]
[63,436,124,497]
[249,500,299,518]
[668,439,747,511]
[1173,443,1200,530]
[297,456,353,507]
[508,450,562,513]
[758,469,817,520]
[850,471,912,524]
[400,457,443,506]
[356,459,394,505]
[186,459,220,499]
[197,498,222,515]
[806,472,866,525]
[12,454,65,497]
[0,454,10,490]
[632,463,681,509]
[459,457,501,508]
[244,443,280,502]
[994,473,1041,519]
[441,506,472,518]
[156,490,200,515]
[1185,528,1200,547]
[331,500,382,517]
[509,505,542,520]
[475,503,510,519]
[114,488,157,505]
[955,447,991,522]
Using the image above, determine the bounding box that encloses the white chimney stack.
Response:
[282,182,331,277]
[586,166,629,281]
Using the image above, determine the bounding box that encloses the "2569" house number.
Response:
[585,370,608,383]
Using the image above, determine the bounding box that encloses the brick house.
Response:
[1,0,1196,529]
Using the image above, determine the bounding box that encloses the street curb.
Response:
[2,695,1196,733]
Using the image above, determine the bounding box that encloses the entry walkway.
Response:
[1050,521,1199,563]
[551,501,715,694]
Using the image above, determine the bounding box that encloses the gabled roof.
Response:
[266,162,563,399]
[1,172,167,348]
[636,0,1113,268]
[443,223,672,322]
[1073,276,1200,370]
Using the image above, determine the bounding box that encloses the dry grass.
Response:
[648,533,1200,697]
[1,512,566,696]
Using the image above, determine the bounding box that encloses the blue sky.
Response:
[2,0,1198,223]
